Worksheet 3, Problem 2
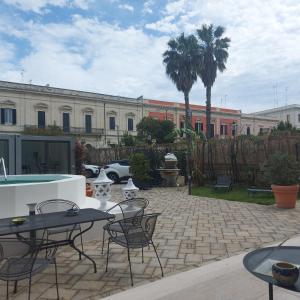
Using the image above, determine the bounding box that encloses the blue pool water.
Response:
[0,175,70,185]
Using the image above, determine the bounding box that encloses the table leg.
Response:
[268,283,273,300]
[69,221,97,273]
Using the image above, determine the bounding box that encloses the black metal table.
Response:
[0,208,114,273]
[243,246,300,300]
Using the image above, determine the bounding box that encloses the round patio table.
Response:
[243,246,300,300]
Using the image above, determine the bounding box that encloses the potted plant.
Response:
[264,152,300,208]
[129,153,152,190]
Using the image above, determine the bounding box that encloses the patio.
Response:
[1,185,300,299]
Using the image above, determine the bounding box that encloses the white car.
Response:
[83,164,100,178]
[104,160,131,183]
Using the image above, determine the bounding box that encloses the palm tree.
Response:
[163,33,201,195]
[196,24,230,138]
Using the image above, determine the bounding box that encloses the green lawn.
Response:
[192,186,275,205]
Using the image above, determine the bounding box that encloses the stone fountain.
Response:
[157,153,180,187]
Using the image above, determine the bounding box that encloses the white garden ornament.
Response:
[93,168,113,208]
[122,178,139,200]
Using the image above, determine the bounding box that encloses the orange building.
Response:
[145,99,241,137]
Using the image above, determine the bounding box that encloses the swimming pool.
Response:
[0,175,70,185]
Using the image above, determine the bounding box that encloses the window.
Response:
[128,118,133,131]
[180,121,185,129]
[232,123,237,136]
[37,111,45,129]
[287,114,290,122]
[109,116,115,130]
[195,122,203,133]
[246,127,251,136]
[85,114,92,133]
[0,108,16,125]
[210,124,215,137]
[63,112,70,133]
[220,124,228,136]
[298,114,300,123]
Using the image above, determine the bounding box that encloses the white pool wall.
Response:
[0,174,86,218]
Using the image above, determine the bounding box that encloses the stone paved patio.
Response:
[1,185,300,299]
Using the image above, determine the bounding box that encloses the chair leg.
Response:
[54,258,59,300]
[142,246,144,263]
[6,281,9,300]
[28,277,32,300]
[101,230,106,254]
[13,281,17,293]
[151,241,164,277]
[127,247,134,286]
[105,239,110,272]
[79,227,83,261]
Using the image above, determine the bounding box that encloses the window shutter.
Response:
[12,109,16,125]
[0,109,4,124]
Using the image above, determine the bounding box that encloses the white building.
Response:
[252,104,300,129]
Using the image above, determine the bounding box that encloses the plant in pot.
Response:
[264,152,300,208]
[129,153,152,190]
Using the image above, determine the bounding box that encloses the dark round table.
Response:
[243,246,300,300]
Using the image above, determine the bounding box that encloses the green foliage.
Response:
[75,139,85,175]
[192,186,275,205]
[136,117,176,144]
[23,122,63,136]
[264,152,300,185]
[121,132,136,146]
[270,121,298,135]
[129,153,151,182]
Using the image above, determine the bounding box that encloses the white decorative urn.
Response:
[93,168,113,208]
[122,178,139,200]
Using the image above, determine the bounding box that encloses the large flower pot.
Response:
[271,184,299,209]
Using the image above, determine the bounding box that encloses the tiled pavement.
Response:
[1,185,300,299]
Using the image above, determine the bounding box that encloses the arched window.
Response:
[246,127,251,135]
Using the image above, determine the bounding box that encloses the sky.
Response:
[0,0,300,113]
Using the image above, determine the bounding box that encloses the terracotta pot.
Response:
[271,184,299,209]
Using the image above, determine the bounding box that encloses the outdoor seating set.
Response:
[0,198,163,299]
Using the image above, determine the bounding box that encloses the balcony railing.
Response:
[23,125,104,136]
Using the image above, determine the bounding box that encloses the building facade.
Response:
[0,81,278,147]
[240,114,279,135]
[252,104,300,129]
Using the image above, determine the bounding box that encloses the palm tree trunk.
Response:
[206,86,212,139]
[184,91,192,195]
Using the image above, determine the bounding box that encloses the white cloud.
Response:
[1,0,300,113]
[143,0,155,14]
[2,0,92,13]
[118,3,134,12]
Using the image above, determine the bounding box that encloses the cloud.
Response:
[1,0,300,113]
[143,0,155,14]
[118,3,134,12]
[2,0,92,13]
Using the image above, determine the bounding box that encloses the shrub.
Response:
[264,152,300,185]
[129,153,151,182]
[75,139,86,175]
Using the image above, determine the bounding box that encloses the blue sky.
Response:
[0,0,300,112]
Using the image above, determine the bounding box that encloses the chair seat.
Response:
[0,257,52,281]
[110,232,150,248]
[46,224,81,235]
[104,222,137,233]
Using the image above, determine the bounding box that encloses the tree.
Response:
[136,117,176,144]
[163,33,201,194]
[196,24,230,138]
[121,132,136,146]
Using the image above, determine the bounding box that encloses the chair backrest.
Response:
[107,198,149,219]
[36,199,79,214]
[0,229,54,277]
[117,213,160,244]
[217,175,231,185]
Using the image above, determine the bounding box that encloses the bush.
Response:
[121,133,136,146]
[264,152,300,185]
[75,139,86,175]
[129,153,151,188]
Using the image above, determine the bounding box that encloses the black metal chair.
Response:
[36,199,84,259]
[0,230,59,300]
[214,175,232,192]
[105,213,163,286]
[101,198,149,254]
